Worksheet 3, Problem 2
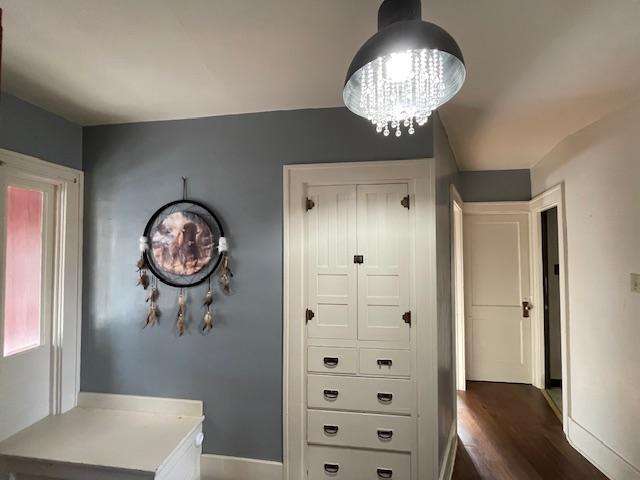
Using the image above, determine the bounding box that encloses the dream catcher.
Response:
[136,178,232,336]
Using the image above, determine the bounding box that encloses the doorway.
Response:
[541,207,562,415]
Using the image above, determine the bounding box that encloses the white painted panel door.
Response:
[357,184,410,343]
[0,171,55,441]
[306,185,357,339]
[464,213,531,383]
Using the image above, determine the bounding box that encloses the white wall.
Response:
[532,100,640,475]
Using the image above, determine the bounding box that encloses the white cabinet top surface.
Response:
[0,407,203,474]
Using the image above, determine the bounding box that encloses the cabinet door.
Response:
[306,185,357,340]
[357,184,410,343]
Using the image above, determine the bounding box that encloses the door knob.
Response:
[522,300,533,318]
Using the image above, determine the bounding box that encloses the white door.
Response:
[0,170,55,441]
[306,185,358,339]
[464,212,532,383]
[357,184,410,343]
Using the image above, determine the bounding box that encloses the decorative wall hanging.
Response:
[137,177,231,335]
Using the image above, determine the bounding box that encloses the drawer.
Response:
[307,445,410,480]
[308,347,357,374]
[359,349,411,377]
[308,410,415,452]
[307,375,413,415]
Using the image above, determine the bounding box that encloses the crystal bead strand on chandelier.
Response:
[359,49,444,137]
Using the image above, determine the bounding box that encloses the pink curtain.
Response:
[3,187,43,356]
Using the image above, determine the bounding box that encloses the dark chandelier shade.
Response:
[343,0,466,137]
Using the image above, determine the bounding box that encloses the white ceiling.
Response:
[2,0,640,170]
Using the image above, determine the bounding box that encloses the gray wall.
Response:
[81,107,434,461]
[459,169,531,202]
[0,93,82,169]
[433,115,459,468]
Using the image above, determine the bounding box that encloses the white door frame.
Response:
[450,185,466,391]
[0,148,83,416]
[282,160,436,480]
[529,184,570,431]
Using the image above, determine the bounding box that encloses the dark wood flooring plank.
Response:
[452,382,609,480]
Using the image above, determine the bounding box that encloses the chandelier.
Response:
[343,0,466,137]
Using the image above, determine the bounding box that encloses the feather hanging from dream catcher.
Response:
[144,278,159,328]
[202,278,214,333]
[218,254,233,295]
[176,289,187,336]
[136,236,150,290]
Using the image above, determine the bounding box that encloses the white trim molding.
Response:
[567,418,640,480]
[0,148,83,415]
[438,421,458,480]
[283,159,436,480]
[201,454,283,480]
[529,184,571,429]
[450,185,466,392]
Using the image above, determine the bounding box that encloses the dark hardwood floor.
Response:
[452,382,609,480]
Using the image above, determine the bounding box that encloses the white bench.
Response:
[0,393,204,480]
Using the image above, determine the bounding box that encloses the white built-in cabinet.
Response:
[304,183,416,479]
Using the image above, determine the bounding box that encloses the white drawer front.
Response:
[359,349,411,377]
[308,410,415,452]
[307,375,412,415]
[307,445,410,480]
[308,347,357,374]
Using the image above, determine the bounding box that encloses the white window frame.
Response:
[282,160,436,480]
[0,148,83,415]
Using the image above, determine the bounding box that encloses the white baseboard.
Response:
[439,421,458,480]
[201,454,283,480]
[77,392,203,417]
[567,418,640,480]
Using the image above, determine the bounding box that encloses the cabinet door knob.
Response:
[323,424,339,435]
[377,468,393,478]
[324,463,340,474]
[323,389,339,400]
[377,392,393,403]
[377,429,394,440]
[324,357,339,367]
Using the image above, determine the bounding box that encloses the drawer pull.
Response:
[377,468,393,478]
[324,357,339,367]
[377,359,393,368]
[323,389,339,400]
[377,429,394,440]
[377,392,393,403]
[324,463,340,474]
[323,424,339,435]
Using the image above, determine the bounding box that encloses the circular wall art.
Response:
[142,200,224,287]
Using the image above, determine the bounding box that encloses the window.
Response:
[3,186,44,357]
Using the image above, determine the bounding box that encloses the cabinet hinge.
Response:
[306,197,315,211]
[402,311,412,326]
[401,195,410,209]
[305,308,315,323]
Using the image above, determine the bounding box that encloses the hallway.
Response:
[452,382,608,480]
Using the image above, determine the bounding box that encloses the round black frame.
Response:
[143,199,225,288]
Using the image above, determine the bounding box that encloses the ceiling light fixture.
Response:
[343,0,466,137]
